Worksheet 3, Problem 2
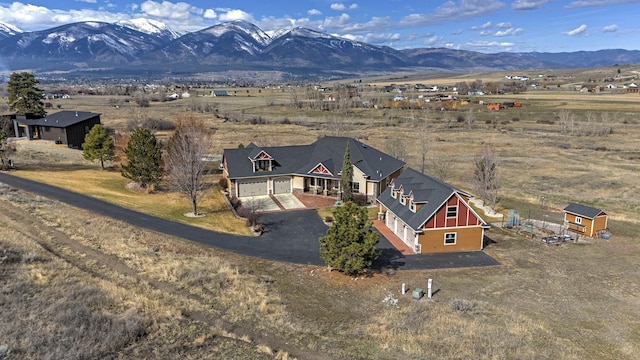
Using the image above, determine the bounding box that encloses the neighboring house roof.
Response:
[16,111,100,128]
[563,203,606,219]
[223,136,405,181]
[377,167,481,231]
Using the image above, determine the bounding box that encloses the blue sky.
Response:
[0,0,638,53]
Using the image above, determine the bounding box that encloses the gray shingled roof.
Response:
[18,111,100,128]
[563,203,606,219]
[223,136,405,181]
[377,167,480,231]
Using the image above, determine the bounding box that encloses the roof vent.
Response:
[75,111,78,116]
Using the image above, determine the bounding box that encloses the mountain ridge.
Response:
[0,19,638,80]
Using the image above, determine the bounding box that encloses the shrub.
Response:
[325,216,333,223]
[352,193,368,206]
[229,196,242,210]
[456,115,465,123]
[485,119,492,124]
[218,177,229,190]
[281,117,291,124]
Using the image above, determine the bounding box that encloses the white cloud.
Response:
[308,9,322,16]
[566,0,639,8]
[466,40,515,51]
[603,24,618,32]
[564,24,587,36]
[471,21,492,31]
[341,32,401,45]
[203,9,217,19]
[349,4,359,10]
[140,1,202,20]
[451,29,464,35]
[401,0,505,27]
[331,3,346,11]
[75,0,98,3]
[496,22,511,28]
[494,28,524,36]
[512,0,552,10]
[218,9,254,22]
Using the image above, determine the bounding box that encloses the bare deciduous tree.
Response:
[473,145,499,207]
[238,197,268,230]
[559,110,575,135]
[430,153,455,182]
[385,136,407,162]
[466,108,475,130]
[165,115,214,216]
[418,111,430,173]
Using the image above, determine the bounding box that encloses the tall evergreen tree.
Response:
[121,127,163,191]
[319,201,381,275]
[82,124,115,170]
[7,72,46,117]
[341,142,353,202]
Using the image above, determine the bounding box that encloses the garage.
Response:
[273,177,291,194]
[237,179,267,197]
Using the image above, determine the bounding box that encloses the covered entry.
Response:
[237,179,267,197]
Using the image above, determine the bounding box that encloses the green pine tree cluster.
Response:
[121,127,163,191]
[82,124,115,170]
[7,72,46,117]
[319,201,381,275]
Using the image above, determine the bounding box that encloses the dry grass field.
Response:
[2,67,640,358]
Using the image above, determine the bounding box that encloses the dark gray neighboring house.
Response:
[222,136,405,200]
[13,110,101,149]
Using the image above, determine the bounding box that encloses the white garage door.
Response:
[238,179,267,197]
[273,178,291,194]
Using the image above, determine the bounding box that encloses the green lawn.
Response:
[12,169,251,235]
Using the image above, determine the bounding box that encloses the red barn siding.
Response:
[424,194,482,229]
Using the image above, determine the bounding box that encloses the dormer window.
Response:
[391,190,397,199]
[255,159,271,172]
[410,201,416,212]
[400,195,407,205]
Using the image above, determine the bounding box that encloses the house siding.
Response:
[418,226,484,253]
[564,213,592,236]
[424,195,483,229]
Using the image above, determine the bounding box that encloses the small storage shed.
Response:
[563,203,608,238]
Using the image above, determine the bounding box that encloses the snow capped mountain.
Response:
[0,21,169,64]
[0,21,22,39]
[0,19,637,79]
[201,20,271,47]
[115,18,180,42]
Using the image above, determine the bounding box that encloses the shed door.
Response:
[273,178,291,194]
[238,179,267,197]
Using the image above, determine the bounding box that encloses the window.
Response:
[391,190,397,199]
[352,182,360,193]
[575,217,582,224]
[256,159,271,171]
[446,206,458,218]
[410,201,416,212]
[400,195,406,205]
[444,232,457,245]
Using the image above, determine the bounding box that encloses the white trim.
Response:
[444,232,457,245]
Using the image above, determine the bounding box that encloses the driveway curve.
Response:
[0,173,498,270]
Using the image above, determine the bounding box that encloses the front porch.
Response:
[302,176,341,197]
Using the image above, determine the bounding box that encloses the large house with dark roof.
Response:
[13,111,101,149]
[222,136,405,200]
[377,167,489,254]
[563,203,608,238]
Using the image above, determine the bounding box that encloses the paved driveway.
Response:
[0,173,499,270]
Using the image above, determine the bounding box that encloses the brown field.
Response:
[2,67,640,358]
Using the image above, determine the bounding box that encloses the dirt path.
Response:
[0,189,327,360]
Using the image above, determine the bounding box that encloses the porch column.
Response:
[323,178,328,196]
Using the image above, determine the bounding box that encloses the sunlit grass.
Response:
[12,169,250,235]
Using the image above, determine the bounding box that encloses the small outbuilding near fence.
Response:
[563,203,608,238]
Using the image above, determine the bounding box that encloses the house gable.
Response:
[423,193,484,229]
[309,162,333,176]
